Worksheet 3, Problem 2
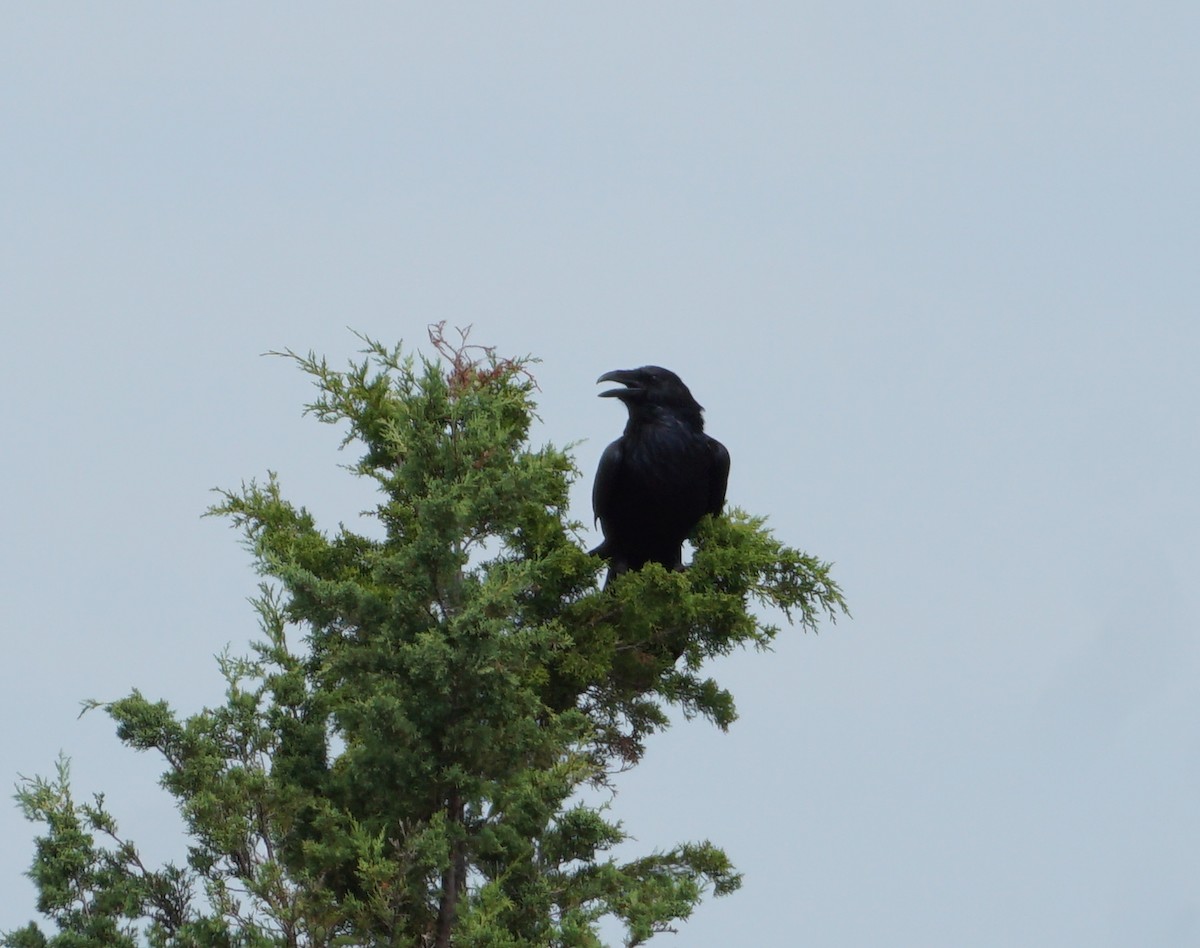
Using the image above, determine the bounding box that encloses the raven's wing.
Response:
[590,438,624,555]
[706,436,731,516]
[592,438,624,524]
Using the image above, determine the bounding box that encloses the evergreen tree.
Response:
[4,328,846,946]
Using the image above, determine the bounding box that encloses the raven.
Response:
[591,366,730,582]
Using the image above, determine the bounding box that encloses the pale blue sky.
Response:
[2,6,1198,944]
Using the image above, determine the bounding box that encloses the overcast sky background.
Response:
[2,5,1198,945]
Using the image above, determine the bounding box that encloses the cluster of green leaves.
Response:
[5,331,846,946]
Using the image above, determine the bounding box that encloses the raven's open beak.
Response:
[596,369,643,400]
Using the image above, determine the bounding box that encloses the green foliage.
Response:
[5,328,847,946]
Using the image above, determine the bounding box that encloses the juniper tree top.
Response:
[4,328,846,947]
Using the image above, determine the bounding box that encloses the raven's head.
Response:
[597,366,705,427]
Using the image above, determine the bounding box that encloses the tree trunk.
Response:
[434,793,466,948]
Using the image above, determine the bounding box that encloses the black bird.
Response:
[591,366,730,581]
